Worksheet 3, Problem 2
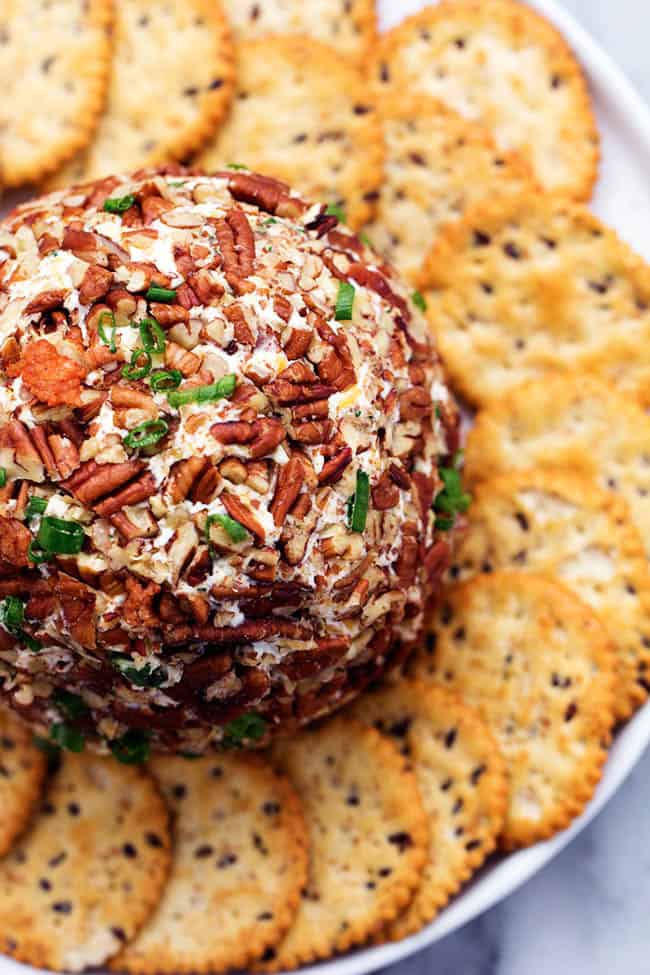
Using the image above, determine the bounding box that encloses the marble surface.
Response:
[386,3,650,974]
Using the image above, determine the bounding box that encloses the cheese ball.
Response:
[0,167,459,756]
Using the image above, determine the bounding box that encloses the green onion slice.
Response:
[28,540,50,564]
[0,467,6,488]
[123,418,169,450]
[122,348,152,381]
[0,596,24,634]
[36,516,85,556]
[103,194,135,214]
[53,689,88,720]
[150,369,182,392]
[145,286,177,303]
[22,633,42,652]
[348,470,370,533]
[110,730,150,765]
[222,712,267,748]
[433,467,472,518]
[226,163,248,171]
[335,281,355,321]
[138,316,166,353]
[25,495,47,521]
[50,723,85,753]
[206,513,248,545]
[358,231,373,249]
[98,311,117,352]
[435,515,455,532]
[111,655,166,688]
[167,374,236,409]
[325,202,346,223]
[411,290,427,312]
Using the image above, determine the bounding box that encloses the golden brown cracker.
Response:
[49,0,234,187]
[0,753,171,972]
[368,0,599,199]
[198,35,384,229]
[419,194,650,407]
[221,0,376,62]
[260,717,428,970]
[465,374,650,563]
[112,754,308,975]
[448,468,650,720]
[0,0,113,187]
[349,680,507,940]
[412,572,615,849]
[0,708,46,857]
[364,95,534,283]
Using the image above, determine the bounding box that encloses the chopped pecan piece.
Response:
[347,263,410,320]
[123,575,161,630]
[221,492,266,541]
[56,573,97,648]
[282,325,313,359]
[224,304,255,345]
[270,457,304,527]
[371,471,400,510]
[291,420,333,445]
[0,517,31,567]
[168,457,210,503]
[79,265,113,304]
[149,302,189,326]
[24,289,67,315]
[318,446,352,485]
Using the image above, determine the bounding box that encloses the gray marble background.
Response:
[386,2,650,973]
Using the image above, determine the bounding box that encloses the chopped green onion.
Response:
[435,516,455,532]
[261,217,277,227]
[411,290,427,313]
[433,465,472,531]
[123,418,169,451]
[167,374,237,409]
[36,516,85,556]
[206,513,248,545]
[168,180,186,187]
[138,316,166,353]
[326,202,346,223]
[28,540,50,564]
[150,369,182,392]
[111,655,167,688]
[347,470,370,533]
[122,348,152,381]
[335,281,355,321]
[98,311,117,352]
[0,596,24,634]
[226,163,248,171]
[110,730,150,765]
[25,495,47,521]
[0,468,6,488]
[50,723,85,753]
[358,231,373,248]
[33,734,60,759]
[53,689,88,720]
[222,712,267,748]
[145,286,177,303]
[22,633,42,652]
[103,194,135,214]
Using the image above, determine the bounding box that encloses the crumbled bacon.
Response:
[17,339,86,407]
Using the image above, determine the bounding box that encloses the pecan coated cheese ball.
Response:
[0,167,459,757]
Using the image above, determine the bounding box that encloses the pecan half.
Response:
[24,289,67,315]
[270,457,304,527]
[221,492,265,541]
[79,266,113,305]
[123,575,161,630]
[214,207,256,293]
[347,263,410,320]
[318,446,352,485]
[218,171,304,218]
[0,517,31,567]
[371,471,400,510]
[211,417,285,460]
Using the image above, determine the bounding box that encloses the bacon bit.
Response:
[318,446,352,485]
[221,492,266,541]
[24,289,67,316]
[270,457,304,527]
[0,517,31,567]
[123,575,161,630]
[18,339,86,407]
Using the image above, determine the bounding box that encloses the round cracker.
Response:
[0,753,171,972]
[368,0,598,199]
[419,194,650,407]
[412,572,615,850]
[0,0,113,188]
[260,717,428,971]
[112,754,308,975]
[221,0,376,62]
[48,0,235,188]
[448,468,650,721]
[465,373,650,563]
[198,35,384,230]
[363,95,534,283]
[349,680,507,940]
[0,708,46,857]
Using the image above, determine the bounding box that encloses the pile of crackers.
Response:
[0,0,648,971]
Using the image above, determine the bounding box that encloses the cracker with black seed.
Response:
[368,0,598,199]
[448,468,650,721]
[419,193,650,407]
[111,754,308,975]
[0,0,113,187]
[364,95,533,283]
[258,717,428,971]
[465,373,650,562]
[0,709,46,857]
[0,753,170,972]
[412,572,615,849]
[221,0,376,62]
[349,680,507,940]
[49,0,234,187]
[198,36,384,229]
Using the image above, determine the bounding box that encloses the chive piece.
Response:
[50,723,85,753]
[168,180,186,187]
[53,689,88,720]
[433,465,472,531]
[98,311,117,352]
[206,513,249,545]
[167,374,237,409]
[122,348,152,381]
[325,202,346,223]
[111,655,166,688]
[261,217,277,227]
[123,418,169,450]
[411,290,427,312]
[22,633,43,652]
[25,495,47,521]
[0,467,6,488]
[36,516,85,556]
[146,286,177,304]
[110,730,150,765]
[226,163,248,171]
[0,596,24,634]
[348,470,370,533]
[138,316,166,353]
[150,369,182,392]
[103,194,136,214]
[335,281,355,321]
[222,712,267,748]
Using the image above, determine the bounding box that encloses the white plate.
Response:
[2,3,650,975]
